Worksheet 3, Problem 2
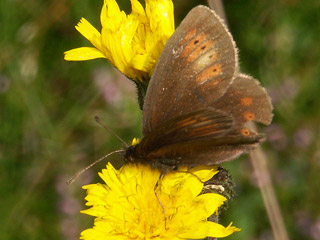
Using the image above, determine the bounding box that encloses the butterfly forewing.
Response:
[143,6,238,135]
[144,129,265,166]
[136,108,234,155]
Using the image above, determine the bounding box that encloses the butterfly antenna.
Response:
[67,149,125,185]
[95,116,129,147]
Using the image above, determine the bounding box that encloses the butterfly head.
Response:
[123,137,141,162]
[124,145,137,163]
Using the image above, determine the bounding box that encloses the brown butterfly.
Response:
[124,5,273,171]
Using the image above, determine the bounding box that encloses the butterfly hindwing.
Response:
[213,74,273,131]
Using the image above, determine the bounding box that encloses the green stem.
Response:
[134,76,150,110]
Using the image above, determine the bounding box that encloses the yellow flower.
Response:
[64,0,175,81]
[80,163,240,240]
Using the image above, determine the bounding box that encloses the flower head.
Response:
[64,0,175,82]
[80,163,240,240]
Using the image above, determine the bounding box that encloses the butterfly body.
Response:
[124,6,273,170]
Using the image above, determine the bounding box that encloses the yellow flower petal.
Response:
[131,51,150,71]
[207,221,241,238]
[64,47,106,61]
[75,18,103,51]
[160,171,203,199]
[176,221,240,239]
[194,193,226,218]
[131,0,146,17]
[190,165,219,182]
[176,222,211,239]
[100,0,121,26]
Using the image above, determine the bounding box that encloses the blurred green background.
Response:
[1,0,320,239]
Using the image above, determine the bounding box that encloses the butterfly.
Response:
[124,5,273,171]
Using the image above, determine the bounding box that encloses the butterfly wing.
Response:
[170,74,272,165]
[213,74,273,130]
[142,5,238,135]
[146,132,265,166]
[136,6,273,166]
[135,74,272,166]
[135,108,264,166]
[136,108,234,155]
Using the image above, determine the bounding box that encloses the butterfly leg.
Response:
[154,175,168,230]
